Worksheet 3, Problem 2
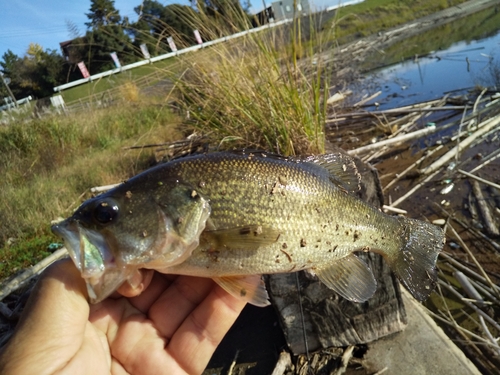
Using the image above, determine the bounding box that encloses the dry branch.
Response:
[352,90,382,107]
[347,125,437,156]
[440,253,500,295]
[454,271,486,308]
[438,280,500,332]
[389,170,440,208]
[420,114,500,175]
[458,170,500,190]
[471,180,500,237]
[0,248,68,302]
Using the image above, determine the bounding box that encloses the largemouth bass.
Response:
[52,151,444,306]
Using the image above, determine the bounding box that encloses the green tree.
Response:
[79,0,136,74]
[196,0,250,19]
[0,50,22,100]
[85,0,122,27]
[0,46,67,99]
[127,1,197,56]
[194,0,252,37]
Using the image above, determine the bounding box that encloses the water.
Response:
[355,17,500,110]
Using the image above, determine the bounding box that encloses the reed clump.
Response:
[172,7,328,156]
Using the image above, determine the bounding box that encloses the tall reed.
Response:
[172,4,328,156]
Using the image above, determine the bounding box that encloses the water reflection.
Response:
[357,28,500,110]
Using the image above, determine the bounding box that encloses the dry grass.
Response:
[171,8,328,156]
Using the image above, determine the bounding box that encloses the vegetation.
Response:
[0,0,256,102]
[366,6,500,70]
[328,0,469,43]
[0,97,182,279]
[175,9,327,156]
[0,44,70,99]
[0,0,496,279]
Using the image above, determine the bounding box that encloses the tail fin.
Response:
[387,218,444,301]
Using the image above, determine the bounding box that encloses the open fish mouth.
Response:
[52,220,130,303]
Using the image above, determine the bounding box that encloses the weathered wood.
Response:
[471,180,500,237]
[268,156,407,354]
[0,248,68,302]
[271,351,292,375]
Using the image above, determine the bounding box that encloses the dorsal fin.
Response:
[226,149,361,193]
[302,153,361,193]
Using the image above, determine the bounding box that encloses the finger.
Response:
[147,276,216,340]
[0,259,94,373]
[167,284,247,374]
[126,272,173,313]
[116,269,155,298]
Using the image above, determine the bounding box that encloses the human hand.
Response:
[0,259,246,375]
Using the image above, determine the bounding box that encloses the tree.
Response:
[0,50,22,100]
[0,46,67,99]
[127,1,197,56]
[80,0,136,74]
[196,0,250,20]
[163,4,198,46]
[194,0,253,37]
[85,0,122,28]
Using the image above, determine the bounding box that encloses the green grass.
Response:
[0,98,183,280]
[326,0,470,43]
[60,58,179,104]
[0,236,54,280]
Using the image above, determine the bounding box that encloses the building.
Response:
[253,0,310,25]
[271,0,310,21]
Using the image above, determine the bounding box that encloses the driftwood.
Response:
[347,125,437,156]
[459,169,500,190]
[0,248,68,302]
[271,351,293,375]
[470,180,500,237]
[268,156,407,354]
[420,114,500,174]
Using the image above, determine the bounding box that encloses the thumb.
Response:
[0,258,90,374]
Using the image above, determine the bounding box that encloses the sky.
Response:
[0,0,337,60]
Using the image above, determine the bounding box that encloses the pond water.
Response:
[353,8,500,110]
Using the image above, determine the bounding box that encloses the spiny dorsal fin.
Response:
[213,275,270,306]
[314,253,377,302]
[202,225,280,250]
[302,153,361,193]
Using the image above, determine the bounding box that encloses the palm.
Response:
[0,262,246,375]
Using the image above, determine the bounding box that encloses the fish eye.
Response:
[92,199,119,225]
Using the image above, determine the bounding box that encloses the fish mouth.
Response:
[52,220,130,303]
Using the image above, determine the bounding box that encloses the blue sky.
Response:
[0,0,336,59]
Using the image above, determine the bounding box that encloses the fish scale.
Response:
[52,151,444,306]
[161,154,406,273]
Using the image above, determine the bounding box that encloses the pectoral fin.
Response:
[203,225,280,250]
[213,275,270,306]
[315,253,377,302]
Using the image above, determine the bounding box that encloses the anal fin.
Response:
[213,275,270,307]
[315,253,377,302]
